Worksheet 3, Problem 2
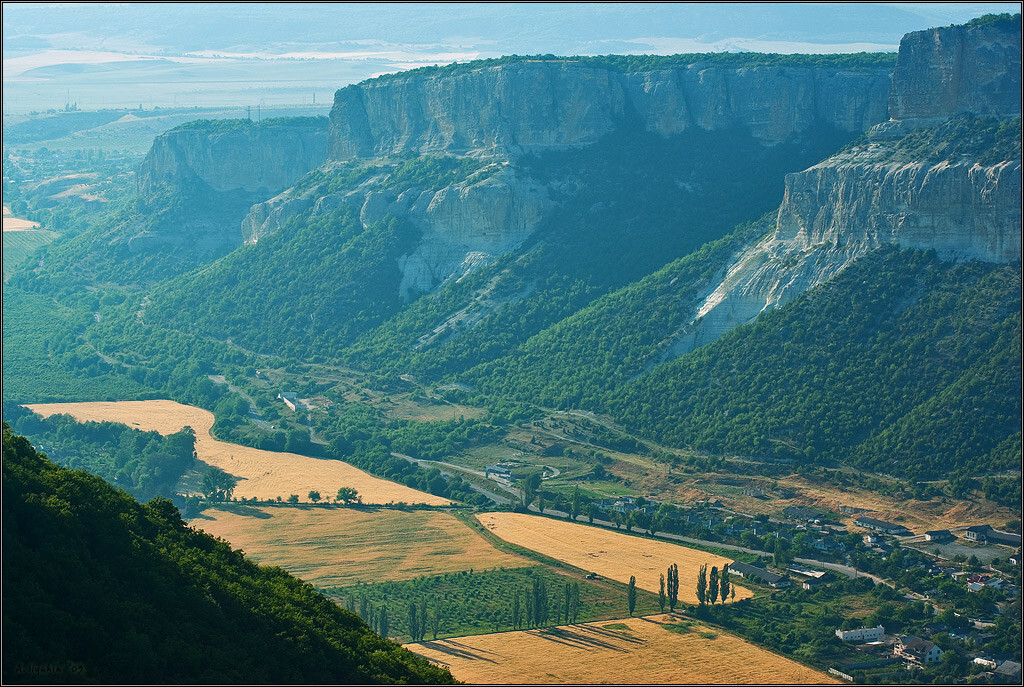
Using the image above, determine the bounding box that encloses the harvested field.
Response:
[192,507,525,587]
[27,400,450,505]
[407,614,837,684]
[476,512,752,604]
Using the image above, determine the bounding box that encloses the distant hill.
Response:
[1,425,455,685]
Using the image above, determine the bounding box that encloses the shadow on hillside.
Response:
[415,640,499,663]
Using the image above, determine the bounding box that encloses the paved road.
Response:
[394,453,517,505]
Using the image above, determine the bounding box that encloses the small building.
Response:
[894,635,942,665]
[803,574,833,590]
[727,561,790,588]
[1009,554,1021,566]
[278,392,299,411]
[485,465,512,480]
[835,625,885,643]
[924,529,953,542]
[961,524,1019,545]
[854,516,909,535]
[995,660,1022,683]
[965,525,990,542]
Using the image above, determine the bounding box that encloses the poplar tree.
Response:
[659,573,666,613]
[571,581,581,623]
[667,563,680,611]
[720,567,731,603]
[512,588,522,629]
[627,575,637,616]
[418,599,427,640]
[408,602,419,642]
[564,582,572,623]
[696,563,708,606]
[708,565,719,605]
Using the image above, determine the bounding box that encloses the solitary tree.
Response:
[336,486,359,504]
[287,494,299,504]
[570,486,582,520]
[659,573,667,613]
[720,566,731,603]
[628,575,637,617]
[708,565,719,605]
[696,563,708,606]
[308,490,321,503]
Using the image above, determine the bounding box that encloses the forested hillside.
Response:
[1,425,455,684]
[609,248,1021,480]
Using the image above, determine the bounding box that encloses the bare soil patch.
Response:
[476,512,752,604]
[406,614,837,684]
[27,400,449,505]
[193,507,525,587]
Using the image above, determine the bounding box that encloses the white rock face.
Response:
[397,168,550,299]
[667,147,1022,358]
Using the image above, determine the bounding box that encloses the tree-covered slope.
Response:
[458,217,771,407]
[143,207,419,361]
[608,248,1021,479]
[1,426,455,685]
[340,125,854,378]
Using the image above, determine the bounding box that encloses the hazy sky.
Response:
[3,3,1019,112]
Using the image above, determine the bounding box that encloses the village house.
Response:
[995,660,1022,683]
[727,561,790,588]
[854,516,910,535]
[964,525,1022,546]
[924,529,953,542]
[835,625,885,642]
[894,635,942,666]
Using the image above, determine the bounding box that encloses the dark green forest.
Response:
[610,248,1021,480]
[3,404,197,502]
[1,426,455,685]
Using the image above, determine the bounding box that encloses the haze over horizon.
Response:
[3,2,1019,112]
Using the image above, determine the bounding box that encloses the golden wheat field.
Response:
[407,614,838,684]
[476,512,752,604]
[193,507,526,587]
[27,400,450,505]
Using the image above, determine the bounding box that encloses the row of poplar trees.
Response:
[695,563,734,605]
[511,578,583,629]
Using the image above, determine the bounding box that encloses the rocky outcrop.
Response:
[889,18,1021,121]
[138,120,328,198]
[329,61,891,159]
[134,119,327,255]
[664,17,1022,359]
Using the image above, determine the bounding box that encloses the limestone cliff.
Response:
[889,17,1022,121]
[132,118,327,255]
[328,60,890,159]
[666,17,1021,359]
[245,58,891,299]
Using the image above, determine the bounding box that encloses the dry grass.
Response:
[476,512,752,604]
[192,507,526,587]
[406,614,838,684]
[27,400,450,505]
